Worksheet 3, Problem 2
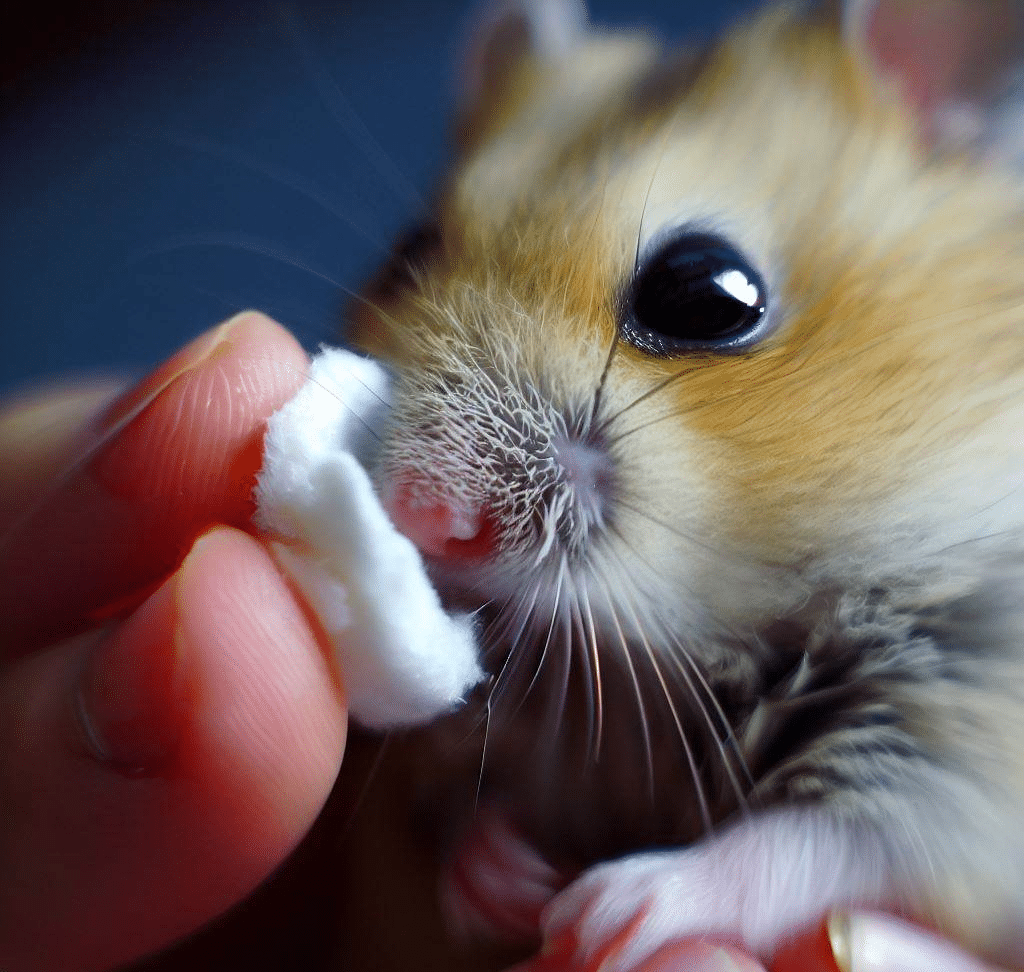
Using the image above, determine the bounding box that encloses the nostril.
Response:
[383,481,497,560]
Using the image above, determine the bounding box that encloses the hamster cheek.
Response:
[540,808,893,969]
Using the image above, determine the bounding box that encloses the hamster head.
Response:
[349,1,1024,671]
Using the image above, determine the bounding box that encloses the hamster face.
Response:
[354,11,1024,646]
[346,3,1024,963]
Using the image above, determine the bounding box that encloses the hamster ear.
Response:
[456,0,588,151]
[842,0,1024,153]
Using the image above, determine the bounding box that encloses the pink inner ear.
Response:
[864,2,966,118]
[858,0,1021,132]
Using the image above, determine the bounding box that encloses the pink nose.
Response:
[384,482,498,560]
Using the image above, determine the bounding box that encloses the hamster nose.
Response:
[384,481,498,560]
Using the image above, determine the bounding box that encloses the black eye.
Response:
[623,232,768,355]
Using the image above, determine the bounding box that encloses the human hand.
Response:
[517,910,1014,972]
[0,312,347,972]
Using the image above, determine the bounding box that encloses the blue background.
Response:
[1,0,762,396]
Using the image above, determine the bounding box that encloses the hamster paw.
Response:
[541,848,739,972]
[540,809,891,972]
[442,807,567,944]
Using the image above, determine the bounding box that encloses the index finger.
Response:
[0,311,309,654]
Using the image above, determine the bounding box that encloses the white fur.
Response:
[255,347,484,729]
[544,808,892,967]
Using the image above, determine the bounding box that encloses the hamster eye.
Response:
[623,232,768,355]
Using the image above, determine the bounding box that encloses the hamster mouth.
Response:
[382,479,498,560]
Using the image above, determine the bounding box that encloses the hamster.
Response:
[340,0,1024,967]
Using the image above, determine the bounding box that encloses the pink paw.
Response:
[541,849,741,971]
[441,807,567,944]
[539,810,891,972]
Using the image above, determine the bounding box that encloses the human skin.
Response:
[0,312,1006,972]
[516,911,1008,971]
[0,312,347,971]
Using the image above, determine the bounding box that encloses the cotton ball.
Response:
[255,346,484,729]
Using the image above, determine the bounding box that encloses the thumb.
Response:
[0,526,347,972]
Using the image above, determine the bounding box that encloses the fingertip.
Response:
[841,912,998,972]
[95,311,309,516]
[0,312,312,650]
[769,916,844,972]
[638,942,767,972]
[97,310,307,437]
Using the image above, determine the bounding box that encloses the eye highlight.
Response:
[622,231,769,355]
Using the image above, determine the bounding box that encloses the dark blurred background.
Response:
[1,0,762,395]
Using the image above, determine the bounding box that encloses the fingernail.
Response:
[828,910,852,972]
[99,313,246,434]
[844,911,993,972]
[75,568,188,775]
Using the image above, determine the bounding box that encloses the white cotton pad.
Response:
[254,347,484,730]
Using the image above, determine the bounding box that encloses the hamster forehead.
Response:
[359,10,1024,626]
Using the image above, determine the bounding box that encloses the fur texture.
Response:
[346,2,1024,966]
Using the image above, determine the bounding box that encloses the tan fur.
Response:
[349,5,1024,964]
[361,8,1024,605]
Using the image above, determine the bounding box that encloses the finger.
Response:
[0,310,309,653]
[833,911,1010,972]
[508,939,767,972]
[0,379,126,531]
[635,942,768,972]
[0,526,346,972]
[770,911,1012,972]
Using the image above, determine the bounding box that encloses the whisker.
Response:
[510,560,567,723]
[662,628,751,815]
[597,522,759,818]
[586,112,685,440]
[475,694,493,815]
[588,328,621,434]
[127,231,409,340]
[128,271,334,342]
[564,569,599,766]
[613,495,728,561]
[136,128,390,250]
[591,561,656,803]
[276,3,425,211]
[539,581,575,762]
[633,116,676,274]
[617,586,713,835]
[598,515,755,815]
[129,231,347,288]
[484,583,542,714]
[338,733,392,838]
[575,571,606,765]
[592,367,689,439]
